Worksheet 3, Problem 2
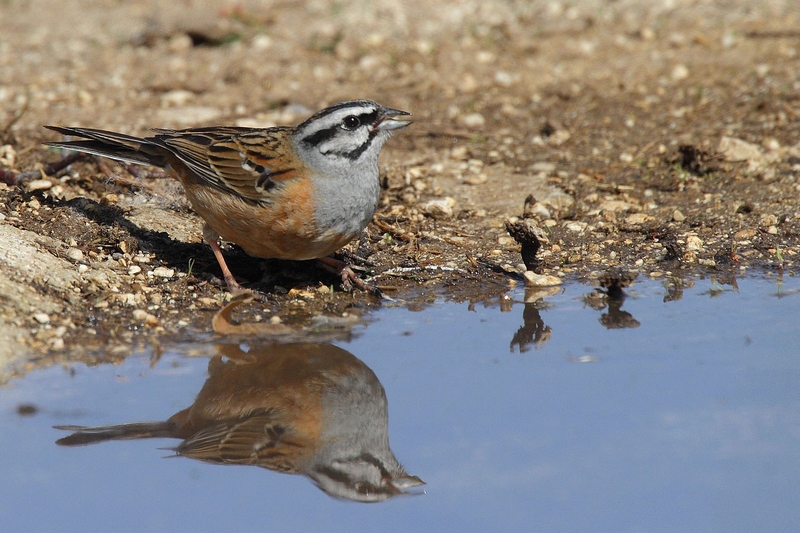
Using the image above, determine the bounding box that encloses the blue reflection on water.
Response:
[1,276,798,532]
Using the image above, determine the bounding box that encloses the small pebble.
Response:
[685,235,704,251]
[531,161,557,173]
[461,113,486,128]
[27,179,53,192]
[50,338,65,351]
[422,197,457,219]
[599,200,637,213]
[566,222,588,233]
[625,213,654,224]
[671,64,689,81]
[33,313,50,324]
[0,144,16,166]
[463,174,488,185]
[734,228,756,240]
[150,267,175,278]
[523,271,563,287]
[161,89,194,107]
[718,136,763,164]
[65,248,84,262]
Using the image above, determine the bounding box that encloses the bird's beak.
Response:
[390,475,426,492]
[375,108,413,131]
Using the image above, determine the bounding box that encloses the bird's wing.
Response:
[174,412,310,473]
[155,127,302,203]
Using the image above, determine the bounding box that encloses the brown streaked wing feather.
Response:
[176,415,271,465]
[156,127,299,203]
[176,414,304,471]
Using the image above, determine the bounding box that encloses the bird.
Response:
[44,100,412,293]
[55,342,424,502]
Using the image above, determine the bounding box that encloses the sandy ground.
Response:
[1,0,799,377]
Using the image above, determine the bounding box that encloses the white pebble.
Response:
[150,267,175,278]
[161,89,194,107]
[461,113,486,128]
[671,64,689,81]
[523,271,563,287]
[26,179,53,191]
[685,235,704,251]
[65,248,84,262]
[422,197,457,219]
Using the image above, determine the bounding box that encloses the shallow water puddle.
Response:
[1,276,798,532]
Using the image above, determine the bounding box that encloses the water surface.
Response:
[1,275,798,532]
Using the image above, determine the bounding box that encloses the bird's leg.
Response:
[202,224,247,294]
[316,255,384,298]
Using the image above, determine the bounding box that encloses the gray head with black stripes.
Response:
[290,100,411,178]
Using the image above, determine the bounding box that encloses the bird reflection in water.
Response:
[55,342,423,502]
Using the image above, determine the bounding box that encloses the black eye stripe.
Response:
[356,111,379,127]
[299,125,339,147]
[300,111,379,147]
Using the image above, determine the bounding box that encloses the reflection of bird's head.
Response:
[310,456,425,502]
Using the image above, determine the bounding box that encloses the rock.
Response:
[734,228,756,240]
[599,200,639,213]
[33,313,51,324]
[0,144,16,167]
[685,235,704,251]
[422,197,456,219]
[522,197,551,220]
[463,174,488,185]
[531,162,557,173]
[461,113,486,128]
[65,248,84,262]
[160,89,195,107]
[150,266,175,278]
[26,179,53,192]
[672,209,686,222]
[671,64,689,81]
[523,271,562,287]
[624,213,654,224]
[536,187,574,210]
[759,214,778,227]
[717,136,764,166]
[566,221,588,233]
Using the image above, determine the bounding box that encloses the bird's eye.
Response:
[341,115,361,130]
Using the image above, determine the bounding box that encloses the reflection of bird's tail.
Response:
[54,422,175,446]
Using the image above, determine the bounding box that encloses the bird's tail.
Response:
[44,125,168,167]
[54,421,175,446]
